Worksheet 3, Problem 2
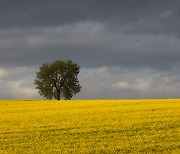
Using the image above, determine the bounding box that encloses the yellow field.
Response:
[0,100,179,153]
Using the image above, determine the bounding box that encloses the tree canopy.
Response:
[34,60,81,100]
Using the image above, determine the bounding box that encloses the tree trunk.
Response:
[57,90,60,100]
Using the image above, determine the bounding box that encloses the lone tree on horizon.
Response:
[34,60,81,100]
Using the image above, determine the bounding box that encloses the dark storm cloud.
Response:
[0,0,179,33]
[0,0,180,99]
[0,24,180,70]
[0,0,180,69]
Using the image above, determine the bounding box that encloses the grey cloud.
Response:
[1,0,179,35]
[0,66,40,99]
[0,80,39,99]
[1,0,180,70]
[74,67,180,99]
[0,0,180,99]
[0,65,179,100]
[0,23,180,71]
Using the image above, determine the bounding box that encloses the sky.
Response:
[0,0,180,99]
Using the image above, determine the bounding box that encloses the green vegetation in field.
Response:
[0,100,179,153]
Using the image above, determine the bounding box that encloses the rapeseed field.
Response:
[0,100,179,153]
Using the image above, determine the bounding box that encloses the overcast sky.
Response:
[0,0,180,99]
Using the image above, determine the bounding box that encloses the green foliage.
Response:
[34,60,81,100]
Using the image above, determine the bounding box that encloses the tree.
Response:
[34,60,81,100]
